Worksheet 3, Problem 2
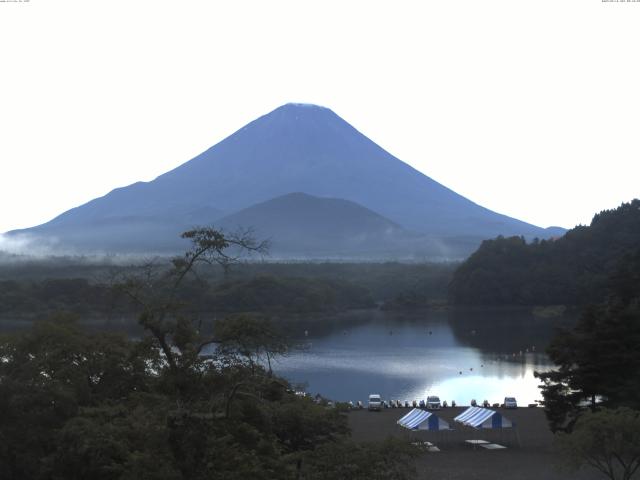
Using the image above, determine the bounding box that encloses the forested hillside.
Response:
[449,200,640,306]
[0,262,453,323]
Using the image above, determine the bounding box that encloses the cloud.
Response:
[0,233,59,258]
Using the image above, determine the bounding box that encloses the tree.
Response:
[535,249,640,432]
[116,226,268,378]
[0,315,159,480]
[557,408,640,480]
[0,317,356,479]
[214,314,289,376]
[178,226,269,279]
[300,438,420,480]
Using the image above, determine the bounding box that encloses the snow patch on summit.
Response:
[285,102,328,109]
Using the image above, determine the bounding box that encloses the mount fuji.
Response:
[8,103,563,259]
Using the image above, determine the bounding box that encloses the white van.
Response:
[368,394,383,411]
[426,396,441,409]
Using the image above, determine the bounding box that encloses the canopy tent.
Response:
[397,408,451,431]
[454,407,514,429]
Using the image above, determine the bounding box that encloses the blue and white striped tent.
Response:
[454,407,514,429]
[397,408,451,431]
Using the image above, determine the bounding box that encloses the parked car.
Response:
[504,397,518,409]
[426,396,441,409]
[368,394,383,411]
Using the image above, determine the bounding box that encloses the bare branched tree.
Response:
[176,226,269,281]
[115,226,269,376]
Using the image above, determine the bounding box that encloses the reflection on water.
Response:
[274,308,569,405]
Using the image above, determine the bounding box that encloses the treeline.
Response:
[210,275,374,313]
[449,199,640,306]
[0,262,455,321]
[0,259,455,304]
[0,275,373,320]
[0,257,454,296]
[0,278,118,317]
[223,262,454,304]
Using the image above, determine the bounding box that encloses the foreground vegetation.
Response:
[535,246,640,426]
[534,244,640,479]
[0,315,423,480]
[557,408,640,480]
[0,229,419,480]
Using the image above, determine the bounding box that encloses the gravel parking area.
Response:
[348,407,601,480]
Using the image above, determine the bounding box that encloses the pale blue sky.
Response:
[1,0,639,235]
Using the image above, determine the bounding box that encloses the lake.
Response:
[0,307,570,406]
[273,308,568,406]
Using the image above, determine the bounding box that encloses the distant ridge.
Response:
[217,192,407,257]
[8,103,563,257]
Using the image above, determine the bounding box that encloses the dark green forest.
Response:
[449,199,640,306]
[528,243,640,478]
[0,261,454,324]
[0,229,420,480]
[0,315,421,480]
[0,275,374,319]
[535,246,640,431]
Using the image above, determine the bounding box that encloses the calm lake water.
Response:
[273,308,567,406]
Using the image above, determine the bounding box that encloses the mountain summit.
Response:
[9,103,560,257]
